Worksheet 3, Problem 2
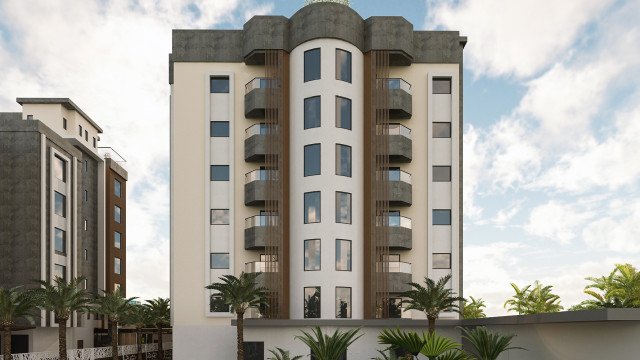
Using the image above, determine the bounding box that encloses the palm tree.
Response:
[460,326,524,360]
[503,281,562,315]
[611,264,640,306]
[267,347,303,360]
[0,286,39,360]
[295,326,362,360]
[33,277,93,360]
[581,263,640,309]
[206,272,268,360]
[461,297,486,319]
[122,304,150,360]
[93,289,137,360]
[377,328,461,360]
[420,332,461,360]
[144,298,170,360]
[401,274,463,333]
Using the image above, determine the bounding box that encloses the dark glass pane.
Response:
[210,77,230,93]
[432,122,451,138]
[243,342,264,360]
[115,258,121,274]
[210,121,230,137]
[335,240,351,271]
[210,295,229,313]
[304,144,321,176]
[336,97,351,130]
[114,231,121,249]
[304,287,321,318]
[54,192,66,217]
[304,96,321,129]
[388,298,403,318]
[433,78,452,94]
[335,192,351,224]
[53,156,66,182]
[335,287,351,318]
[54,228,65,253]
[433,209,452,225]
[304,48,321,82]
[336,144,351,177]
[114,179,122,197]
[304,192,321,223]
[304,239,321,271]
[210,253,230,269]
[433,166,451,182]
[336,49,352,83]
[433,253,452,269]
[114,205,121,223]
[211,165,230,181]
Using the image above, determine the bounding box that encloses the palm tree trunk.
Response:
[58,317,68,360]
[111,320,119,360]
[2,326,12,360]
[236,311,244,360]
[428,316,436,334]
[156,326,164,360]
[136,328,143,360]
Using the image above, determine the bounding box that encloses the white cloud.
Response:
[426,0,614,78]
[0,0,272,299]
[524,201,594,244]
[462,125,486,221]
[491,203,521,228]
[583,199,640,253]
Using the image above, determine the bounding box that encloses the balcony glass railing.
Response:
[245,123,273,138]
[245,215,278,228]
[386,169,412,184]
[377,215,412,229]
[376,261,412,273]
[245,261,278,273]
[245,77,277,93]
[380,78,412,92]
[245,169,278,183]
[386,124,411,139]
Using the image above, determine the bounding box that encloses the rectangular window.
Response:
[433,253,452,269]
[433,209,452,225]
[432,122,451,138]
[83,249,88,261]
[93,137,97,148]
[53,155,66,182]
[335,49,352,83]
[335,192,351,224]
[304,192,321,224]
[54,228,66,254]
[210,253,230,269]
[304,287,321,318]
[114,179,122,197]
[304,239,321,271]
[388,298,403,318]
[210,76,230,93]
[335,96,351,130]
[335,239,351,271]
[335,287,352,318]
[83,190,88,202]
[433,166,451,182]
[210,294,229,313]
[210,165,230,181]
[63,118,67,129]
[210,121,230,137]
[54,192,66,217]
[433,77,452,94]
[84,160,88,172]
[304,96,321,129]
[304,48,321,82]
[335,144,351,177]
[114,257,121,274]
[84,130,88,141]
[83,219,87,231]
[114,231,121,249]
[243,342,265,360]
[114,205,121,224]
[210,209,230,225]
[54,264,66,281]
[304,144,321,176]
[78,125,82,136]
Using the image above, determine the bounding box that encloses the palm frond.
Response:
[378,327,424,356]
[295,326,362,360]
[420,332,461,359]
[460,326,525,360]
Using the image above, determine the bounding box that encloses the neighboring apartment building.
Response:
[170,2,464,358]
[0,98,127,353]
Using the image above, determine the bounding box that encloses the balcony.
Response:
[387,124,412,162]
[245,78,274,118]
[244,215,277,250]
[245,124,275,162]
[245,261,278,288]
[385,169,412,206]
[377,215,412,250]
[379,78,412,119]
[377,261,412,293]
[245,170,277,206]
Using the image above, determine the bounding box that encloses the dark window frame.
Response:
[210,76,230,93]
[210,253,230,269]
[335,191,352,224]
[432,209,452,225]
[210,121,230,137]
[54,191,66,217]
[304,286,321,319]
[432,122,452,138]
[210,209,230,225]
[433,166,452,182]
[114,257,121,274]
[54,227,66,254]
[53,155,67,183]
[433,77,452,94]
[335,239,352,271]
[304,239,321,271]
[210,165,230,181]
[114,205,122,224]
[304,48,321,82]
[63,118,67,130]
[304,143,321,177]
[54,264,66,281]
[114,179,122,197]
[114,231,122,249]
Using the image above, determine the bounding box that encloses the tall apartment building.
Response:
[0,98,127,353]
[170,3,464,358]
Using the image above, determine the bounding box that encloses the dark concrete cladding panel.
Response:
[79,154,99,296]
[364,17,413,59]
[288,2,364,51]
[245,88,268,118]
[413,31,465,64]
[243,16,289,58]
[172,30,244,62]
[0,130,41,288]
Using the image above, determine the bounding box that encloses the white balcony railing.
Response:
[245,123,274,138]
[245,169,278,183]
[245,215,278,228]
[377,215,412,229]
[380,78,412,93]
[386,169,412,184]
[245,77,276,93]
[245,261,279,273]
[386,124,411,139]
[0,342,172,360]
[376,261,412,273]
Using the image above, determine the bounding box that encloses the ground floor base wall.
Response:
[3,322,101,353]
[173,324,235,360]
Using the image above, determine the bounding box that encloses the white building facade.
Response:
[169,3,465,358]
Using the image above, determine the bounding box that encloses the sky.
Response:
[0,0,639,316]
